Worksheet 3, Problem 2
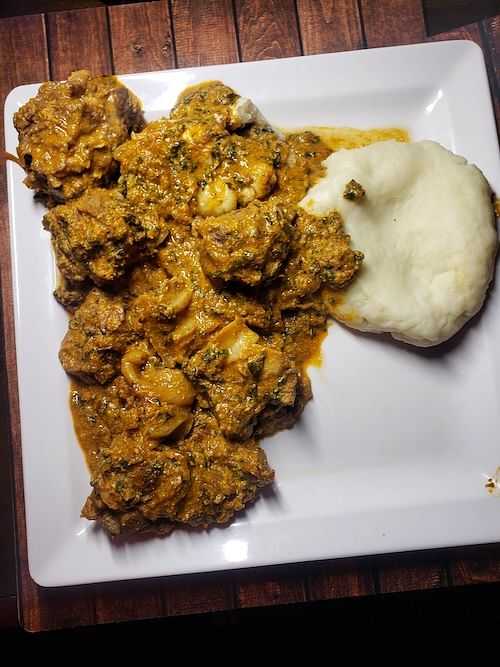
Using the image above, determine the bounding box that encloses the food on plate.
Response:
[114,81,285,221]
[193,198,294,286]
[14,70,144,204]
[43,188,168,288]
[301,140,498,346]
[14,75,364,537]
[15,69,497,540]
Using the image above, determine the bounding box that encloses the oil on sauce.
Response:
[290,125,410,151]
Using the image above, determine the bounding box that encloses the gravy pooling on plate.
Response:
[14,73,406,537]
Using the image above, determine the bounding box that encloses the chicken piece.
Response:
[43,188,167,287]
[194,199,294,287]
[273,210,363,310]
[116,81,283,220]
[184,318,300,440]
[197,128,285,215]
[115,116,219,221]
[59,289,135,384]
[14,70,144,203]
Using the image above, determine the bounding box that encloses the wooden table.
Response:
[1,0,499,633]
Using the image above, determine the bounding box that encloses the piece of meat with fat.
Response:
[43,187,168,287]
[59,289,135,384]
[184,318,303,440]
[14,70,144,203]
[194,198,294,287]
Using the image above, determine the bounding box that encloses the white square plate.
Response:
[5,41,500,587]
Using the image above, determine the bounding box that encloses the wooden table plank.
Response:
[171,0,239,67]
[163,577,235,616]
[297,0,364,54]
[47,7,112,79]
[449,546,500,586]
[481,14,500,129]
[360,0,426,47]
[377,558,448,594]
[94,580,164,625]
[357,0,452,598]
[235,572,307,608]
[0,13,51,633]
[229,0,312,609]
[0,596,18,630]
[108,0,175,74]
[427,20,482,44]
[234,0,302,61]
[308,561,375,600]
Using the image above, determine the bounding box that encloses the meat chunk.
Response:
[115,81,284,221]
[194,199,293,287]
[184,318,301,440]
[76,380,274,536]
[59,289,135,384]
[43,188,167,286]
[175,412,274,526]
[273,210,363,310]
[170,80,266,131]
[14,70,144,203]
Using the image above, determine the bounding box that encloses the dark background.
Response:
[1,0,499,636]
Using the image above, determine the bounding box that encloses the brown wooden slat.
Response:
[108,1,175,74]
[378,559,447,594]
[94,581,164,625]
[427,21,482,45]
[236,573,307,608]
[481,14,500,129]
[360,0,426,47]
[296,0,364,55]
[171,0,238,67]
[0,596,18,629]
[231,0,311,610]
[0,12,50,635]
[163,578,235,616]
[308,562,375,600]
[449,547,500,587]
[47,7,112,79]
[234,0,302,61]
[24,586,96,632]
[482,14,499,88]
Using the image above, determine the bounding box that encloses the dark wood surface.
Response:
[0,0,499,632]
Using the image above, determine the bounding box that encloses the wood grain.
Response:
[297,0,364,54]
[378,559,448,594]
[449,546,500,586]
[47,7,112,79]
[0,596,18,629]
[0,14,50,634]
[108,1,175,74]
[360,0,426,47]
[481,14,500,128]
[308,562,375,600]
[236,572,307,608]
[234,0,302,61]
[95,580,163,625]
[427,20,482,45]
[171,0,238,67]
[163,577,235,616]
